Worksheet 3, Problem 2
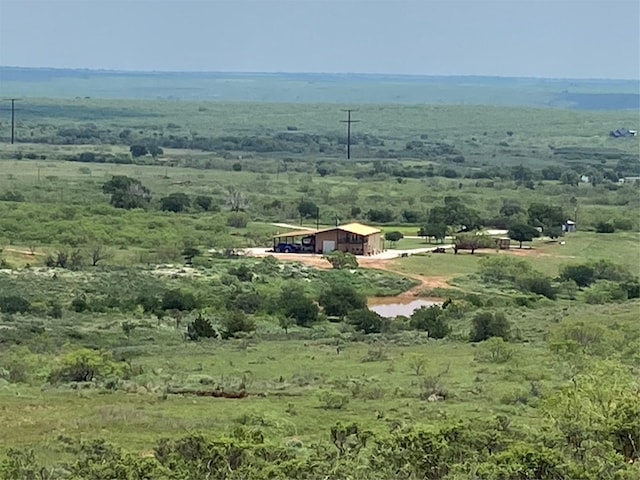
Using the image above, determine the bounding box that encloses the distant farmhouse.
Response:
[609,128,637,138]
[273,223,382,256]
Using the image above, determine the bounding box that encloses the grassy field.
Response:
[393,231,640,279]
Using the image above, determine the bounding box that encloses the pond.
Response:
[368,297,442,318]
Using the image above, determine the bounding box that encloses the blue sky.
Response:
[0,0,638,79]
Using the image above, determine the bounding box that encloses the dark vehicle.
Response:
[274,235,315,254]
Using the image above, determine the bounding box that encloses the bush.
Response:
[323,251,358,270]
[409,305,449,339]
[516,275,556,299]
[479,256,532,283]
[347,309,385,334]
[186,314,217,341]
[319,283,366,317]
[583,280,628,304]
[595,221,615,233]
[161,289,197,311]
[231,291,263,314]
[474,337,515,363]
[48,348,129,383]
[0,295,30,314]
[71,295,89,313]
[228,264,254,282]
[560,264,595,288]
[281,288,319,326]
[220,311,256,339]
[227,212,249,228]
[470,311,511,342]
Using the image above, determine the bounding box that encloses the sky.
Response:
[0,0,638,79]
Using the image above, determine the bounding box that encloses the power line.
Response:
[340,109,360,160]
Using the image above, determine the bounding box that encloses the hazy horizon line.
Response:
[1,65,638,83]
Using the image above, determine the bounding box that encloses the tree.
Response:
[48,348,128,383]
[129,145,148,158]
[410,305,449,338]
[281,287,319,326]
[160,192,191,213]
[366,208,395,223]
[298,199,318,219]
[527,203,564,234]
[89,244,110,266]
[226,186,247,212]
[324,251,358,270]
[102,175,151,210]
[507,223,540,248]
[470,312,511,342]
[418,222,447,243]
[384,231,403,247]
[161,290,197,311]
[559,169,580,186]
[560,264,595,288]
[499,201,522,217]
[148,145,163,158]
[194,195,213,212]
[347,309,385,334]
[319,283,366,318]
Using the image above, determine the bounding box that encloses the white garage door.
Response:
[322,240,336,253]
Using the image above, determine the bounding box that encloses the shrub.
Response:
[474,337,514,363]
[516,275,556,299]
[231,291,263,314]
[479,256,532,283]
[347,309,385,334]
[220,311,256,339]
[470,312,511,342]
[559,264,595,288]
[71,295,89,313]
[0,295,30,314]
[228,264,253,282]
[409,305,449,339]
[227,212,249,228]
[323,251,358,270]
[595,221,615,233]
[187,314,217,341]
[583,280,628,304]
[319,283,366,317]
[612,217,634,231]
[48,348,129,383]
[161,289,197,311]
[281,288,319,326]
[318,391,349,410]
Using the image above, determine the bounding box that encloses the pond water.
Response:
[368,298,442,318]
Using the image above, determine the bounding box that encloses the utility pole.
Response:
[9,99,19,144]
[340,109,359,160]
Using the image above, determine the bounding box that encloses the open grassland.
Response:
[393,231,640,279]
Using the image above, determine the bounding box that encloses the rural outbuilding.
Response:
[313,223,382,255]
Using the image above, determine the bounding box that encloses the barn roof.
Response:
[272,229,317,238]
[318,222,381,236]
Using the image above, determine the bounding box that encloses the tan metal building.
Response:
[313,223,382,256]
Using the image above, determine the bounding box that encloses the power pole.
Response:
[340,109,359,160]
[9,99,19,144]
